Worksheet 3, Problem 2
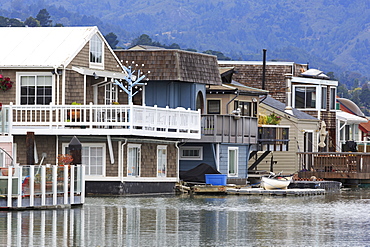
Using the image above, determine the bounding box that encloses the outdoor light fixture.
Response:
[93,72,99,79]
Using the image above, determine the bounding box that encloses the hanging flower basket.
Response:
[0,74,14,91]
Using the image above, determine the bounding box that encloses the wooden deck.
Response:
[298,152,370,185]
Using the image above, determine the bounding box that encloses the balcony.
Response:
[192,114,258,144]
[257,125,290,151]
[0,104,201,139]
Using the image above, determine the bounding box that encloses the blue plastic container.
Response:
[205,174,227,186]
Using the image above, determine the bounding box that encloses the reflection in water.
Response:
[1,190,370,246]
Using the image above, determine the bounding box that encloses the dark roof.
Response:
[208,81,268,96]
[114,49,221,85]
[262,96,318,120]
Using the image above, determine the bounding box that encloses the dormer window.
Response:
[90,34,103,69]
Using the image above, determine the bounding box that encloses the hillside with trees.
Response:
[1,0,370,113]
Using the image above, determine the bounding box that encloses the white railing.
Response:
[2,104,201,139]
[0,164,84,209]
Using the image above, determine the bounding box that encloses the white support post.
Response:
[30,166,34,207]
[52,165,57,205]
[81,165,85,204]
[70,165,75,205]
[17,166,22,208]
[64,165,68,204]
[6,166,12,208]
[41,166,46,206]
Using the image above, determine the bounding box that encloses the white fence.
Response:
[0,164,84,209]
[3,104,201,139]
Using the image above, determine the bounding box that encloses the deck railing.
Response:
[257,125,290,151]
[1,104,201,139]
[0,164,84,209]
[197,114,258,144]
[297,152,370,173]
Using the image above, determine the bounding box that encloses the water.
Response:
[1,189,370,246]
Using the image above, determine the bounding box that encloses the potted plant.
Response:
[68,102,81,121]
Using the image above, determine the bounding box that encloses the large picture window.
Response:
[20,74,52,105]
[157,145,167,177]
[294,86,316,109]
[90,34,103,67]
[127,144,141,177]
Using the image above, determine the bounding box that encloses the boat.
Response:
[261,175,292,190]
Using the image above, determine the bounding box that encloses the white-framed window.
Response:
[127,144,141,177]
[207,100,221,114]
[89,34,104,69]
[228,147,238,177]
[234,101,251,116]
[157,145,167,177]
[62,143,105,176]
[294,86,317,109]
[179,146,203,160]
[321,86,327,110]
[17,72,53,105]
[0,149,5,167]
[105,83,118,105]
[330,87,336,110]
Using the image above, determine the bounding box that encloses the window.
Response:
[207,100,220,114]
[90,34,103,67]
[0,150,4,167]
[228,147,238,176]
[19,74,52,105]
[294,86,316,109]
[234,101,251,116]
[127,144,141,177]
[105,83,117,105]
[82,145,105,176]
[179,146,203,160]
[321,87,327,109]
[330,87,336,110]
[157,145,167,177]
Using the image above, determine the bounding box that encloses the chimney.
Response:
[262,49,266,90]
[284,73,293,115]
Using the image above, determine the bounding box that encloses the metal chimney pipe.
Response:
[262,49,267,90]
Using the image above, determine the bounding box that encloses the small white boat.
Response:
[261,176,292,190]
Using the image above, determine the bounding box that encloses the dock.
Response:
[227,187,326,196]
[0,164,85,210]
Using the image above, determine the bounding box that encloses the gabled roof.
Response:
[262,95,318,120]
[0,26,102,68]
[114,49,222,85]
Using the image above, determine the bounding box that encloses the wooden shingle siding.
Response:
[115,50,222,85]
[121,142,177,178]
[218,63,304,103]
[15,135,56,165]
[0,69,17,104]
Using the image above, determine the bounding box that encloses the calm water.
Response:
[1,189,370,246]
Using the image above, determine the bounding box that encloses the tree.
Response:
[8,18,24,27]
[36,9,52,27]
[202,50,231,60]
[25,17,40,27]
[131,34,153,46]
[104,32,119,49]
